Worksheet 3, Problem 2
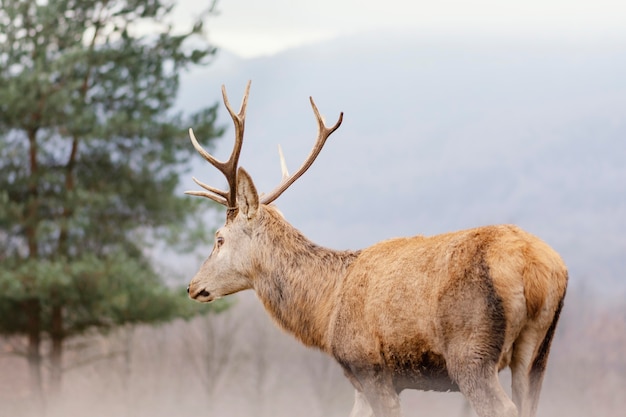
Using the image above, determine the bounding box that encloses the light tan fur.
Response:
[186,84,568,417]
[188,171,568,417]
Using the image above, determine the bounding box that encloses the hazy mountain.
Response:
[175,32,626,295]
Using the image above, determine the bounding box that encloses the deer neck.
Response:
[251,209,360,352]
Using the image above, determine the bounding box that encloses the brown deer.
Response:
[186,81,568,417]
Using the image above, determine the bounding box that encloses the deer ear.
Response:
[236,167,259,219]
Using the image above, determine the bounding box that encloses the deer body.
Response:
[185,82,568,417]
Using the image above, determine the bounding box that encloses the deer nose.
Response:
[188,285,211,300]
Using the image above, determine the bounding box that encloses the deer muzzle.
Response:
[188,285,213,302]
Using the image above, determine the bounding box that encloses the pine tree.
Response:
[0,0,226,404]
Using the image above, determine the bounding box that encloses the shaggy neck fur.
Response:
[250,206,360,352]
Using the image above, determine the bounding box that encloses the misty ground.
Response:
[1,286,624,417]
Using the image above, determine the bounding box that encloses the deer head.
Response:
[186,81,343,302]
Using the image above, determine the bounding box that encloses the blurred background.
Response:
[1,1,625,416]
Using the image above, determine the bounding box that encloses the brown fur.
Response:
[186,86,568,416]
[188,171,568,417]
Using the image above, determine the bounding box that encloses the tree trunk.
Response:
[49,304,64,397]
[123,325,134,417]
[24,298,45,411]
[23,127,45,412]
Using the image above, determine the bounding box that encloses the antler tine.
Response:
[188,127,220,167]
[221,80,250,169]
[184,190,228,205]
[260,97,343,205]
[187,81,251,208]
[184,177,228,205]
[187,127,232,205]
[277,145,289,180]
[190,176,229,198]
[220,80,251,207]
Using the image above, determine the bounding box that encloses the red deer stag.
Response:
[186,81,568,417]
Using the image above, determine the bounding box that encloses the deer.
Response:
[185,81,568,417]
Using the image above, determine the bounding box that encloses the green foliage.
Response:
[0,253,230,335]
[0,0,226,344]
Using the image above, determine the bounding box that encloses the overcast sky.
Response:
[172,0,626,57]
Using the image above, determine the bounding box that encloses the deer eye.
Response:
[216,236,224,247]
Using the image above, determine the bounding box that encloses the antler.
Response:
[260,97,343,205]
[186,82,343,211]
[185,81,251,209]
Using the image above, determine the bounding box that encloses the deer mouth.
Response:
[189,287,214,302]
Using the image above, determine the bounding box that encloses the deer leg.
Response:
[512,300,563,417]
[348,390,374,417]
[360,386,401,417]
[512,339,552,417]
[359,372,402,417]
[460,371,517,417]
[343,367,401,417]
[450,358,517,417]
[524,355,550,417]
[510,325,539,417]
